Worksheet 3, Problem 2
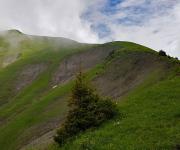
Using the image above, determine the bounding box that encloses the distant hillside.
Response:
[0,30,179,150]
[0,29,80,68]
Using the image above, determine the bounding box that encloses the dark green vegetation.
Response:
[0,30,179,150]
[54,71,117,146]
[159,50,167,56]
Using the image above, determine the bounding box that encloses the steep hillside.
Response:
[51,63,180,150]
[0,31,179,150]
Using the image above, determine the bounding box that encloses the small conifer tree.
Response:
[54,71,117,146]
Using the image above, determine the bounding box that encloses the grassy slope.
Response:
[66,77,179,150]
[0,31,179,150]
[0,31,93,150]
[47,54,180,150]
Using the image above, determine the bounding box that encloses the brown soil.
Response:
[15,63,47,91]
[19,117,63,150]
[93,52,164,98]
[52,45,118,85]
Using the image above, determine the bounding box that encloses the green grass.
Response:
[0,32,96,149]
[47,65,180,150]
[0,64,105,149]
[0,31,95,149]
[0,33,179,150]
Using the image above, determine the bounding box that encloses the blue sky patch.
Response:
[100,0,124,15]
[91,23,111,38]
[108,0,123,7]
[81,0,179,41]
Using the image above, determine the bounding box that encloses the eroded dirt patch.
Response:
[19,117,63,150]
[15,63,47,91]
[93,52,164,98]
[52,45,118,85]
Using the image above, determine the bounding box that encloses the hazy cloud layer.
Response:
[0,0,99,43]
[0,0,180,58]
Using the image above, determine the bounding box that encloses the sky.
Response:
[0,0,180,58]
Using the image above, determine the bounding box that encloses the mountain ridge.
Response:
[0,30,179,150]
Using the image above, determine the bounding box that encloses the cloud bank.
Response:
[0,0,180,58]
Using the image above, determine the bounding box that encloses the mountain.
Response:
[0,30,179,150]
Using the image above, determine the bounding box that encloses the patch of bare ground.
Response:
[21,130,56,150]
[15,63,47,91]
[52,45,119,85]
[93,52,167,98]
[19,117,63,150]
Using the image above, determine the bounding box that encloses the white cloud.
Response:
[118,0,146,8]
[0,0,179,58]
[0,0,99,43]
[83,0,180,58]
[114,1,180,58]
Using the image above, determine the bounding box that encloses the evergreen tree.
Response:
[54,71,117,146]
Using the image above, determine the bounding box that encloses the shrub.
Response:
[167,55,171,59]
[54,71,117,146]
[159,50,167,56]
[175,57,179,60]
